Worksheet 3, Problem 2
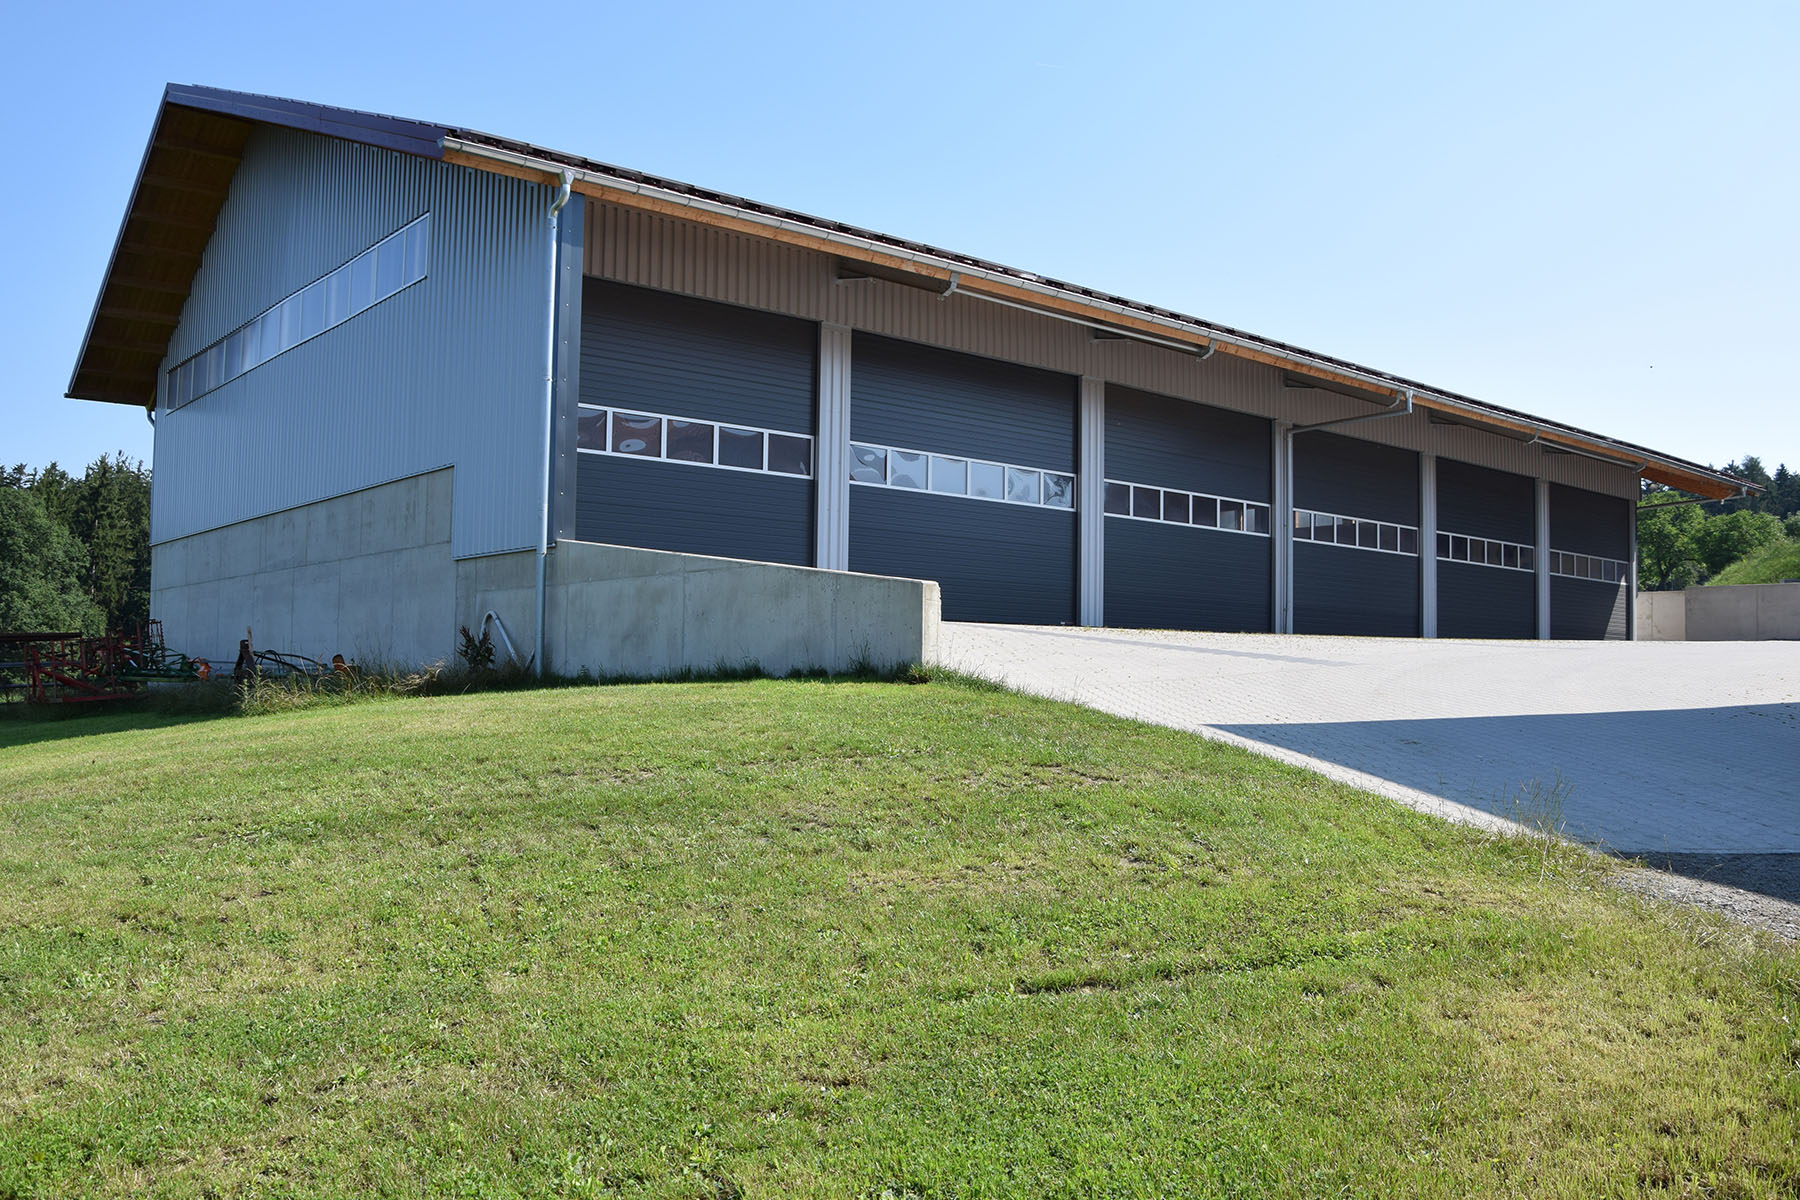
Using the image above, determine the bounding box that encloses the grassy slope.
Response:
[1710,538,1800,586]
[0,681,1795,1199]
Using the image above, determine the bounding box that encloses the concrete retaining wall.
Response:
[1636,583,1800,641]
[151,469,457,667]
[154,472,941,675]
[1637,589,1686,642]
[460,540,940,678]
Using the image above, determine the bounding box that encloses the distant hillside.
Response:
[1708,538,1800,586]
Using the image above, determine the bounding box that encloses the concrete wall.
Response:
[151,470,456,667]
[1637,590,1686,641]
[1637,583,1800,641]
[459,541,940,678]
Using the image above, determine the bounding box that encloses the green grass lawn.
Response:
[1,679,1796,1198]
[1709,537,1800,586]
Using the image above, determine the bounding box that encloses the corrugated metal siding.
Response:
[1104,522,1271,631]
[585,200,1641,500]
[1552,578,1628,640]
[574,282,816,564]
[1437,458,1535,544]
[1435,458,1536,638]
[581,280,817,432]
[1104,385,1271,499]
[152,126,551,559]
[1293,432,1419,525]
[1549,483,1632,558]
[1102,384,1271,630]
[575,459,812,565]
[848,334,1077,624]
[849,489,1076,625]
[1439,562,1535,639]
[850,334,1076,469]
[1294,544,1420,637]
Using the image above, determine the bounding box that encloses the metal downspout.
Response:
[536,170,574,677]
[1280,390,1415,633]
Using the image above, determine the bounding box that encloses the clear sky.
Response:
[5,0,1795,478]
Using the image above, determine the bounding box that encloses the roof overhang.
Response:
[69,85,1753,502]
[65,85,448,411]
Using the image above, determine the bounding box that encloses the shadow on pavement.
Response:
[1213,703,1800,906]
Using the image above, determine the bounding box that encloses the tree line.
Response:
[1,457,152,635]
[1638,457,1800,590]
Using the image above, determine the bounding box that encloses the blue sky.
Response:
[6,0,1795,478]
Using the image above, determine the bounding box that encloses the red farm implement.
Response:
[0,622,208,704]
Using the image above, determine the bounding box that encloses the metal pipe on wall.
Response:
[536,170,574,676]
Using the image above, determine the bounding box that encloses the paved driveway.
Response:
[933,625,1800,863]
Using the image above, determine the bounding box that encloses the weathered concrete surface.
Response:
[151,469,456,666]
[1637,589,1686,641]
[1687,583,1800,641]
[459,540,940,678]
[934,623,1800,856]
[1638,582,1800,641]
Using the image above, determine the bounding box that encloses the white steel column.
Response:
[1272,422,1292,633]
[814,323,852,571]
[1535,478,1552,639]
[1419,453,1438,638]
[1078,377,1106,627]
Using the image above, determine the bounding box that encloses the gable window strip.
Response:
[577,405,814,478]
[1292,508,1419,556]
[849,442,1076,511]
[164,213,431,411]
[1549,549,1630,585]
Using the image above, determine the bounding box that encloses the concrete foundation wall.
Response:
[151,470,457,667]
[1637,583,1800,641]
[155,472,939,675]
[459,540,940,678]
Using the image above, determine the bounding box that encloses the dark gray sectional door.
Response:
[1103,386,1271,631]
[1292,432,1420,637]
[576,281,816,566]
[849,334,1077,625]
[1550,483,1632,640]
[1436,459,1536,639]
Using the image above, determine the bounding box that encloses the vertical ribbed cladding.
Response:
[152,126,551,559]
[584,198,1642,500]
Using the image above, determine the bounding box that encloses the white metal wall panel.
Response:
[585,202,1639,501]
[152,126,553,559]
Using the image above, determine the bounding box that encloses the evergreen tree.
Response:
[0,489,105,635]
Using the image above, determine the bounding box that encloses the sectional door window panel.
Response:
[576,280,817,567]
[848,334,1077,625]
[1102,385,1273,632]
[1292,431,1421,637]
[1436,459,1537,640]
[1549,483,1633,640]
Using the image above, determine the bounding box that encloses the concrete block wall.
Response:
[459,541,940,678]
[151,469,457,666]
[1636,583,1800,641]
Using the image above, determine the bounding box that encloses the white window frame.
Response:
[577,404,814,479]
[1292,508,1420,557]
[849,440,1076,512]
[166,213,431,412]
[1437,528,1535,573]
[1104,478,1272,538]
[1548,548,1630,584]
